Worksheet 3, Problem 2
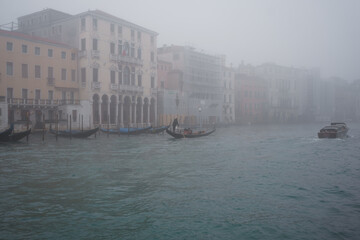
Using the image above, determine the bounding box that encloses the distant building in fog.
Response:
[234,73,268,124]
[221,66,235,125]
[237,63,320,123]
[157,45,223,127]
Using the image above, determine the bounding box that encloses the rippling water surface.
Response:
[1,124,360,239]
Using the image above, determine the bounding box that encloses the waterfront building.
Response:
[238,63,319,123]
[234,73,268,124]
[157,45,223,127]
[17,9,158,128]
[0,29,80,130]
[221,66,235,124]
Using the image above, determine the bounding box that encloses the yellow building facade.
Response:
[0,29,80,130]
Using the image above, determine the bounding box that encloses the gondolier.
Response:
[172,118,179,132]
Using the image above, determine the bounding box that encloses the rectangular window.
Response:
[35,89,41,102]
[131,67,135,85]
[138,75,142,87]
[70,92,74,105]
[6,42,13,51]
[118,25,122,34]
[118,65,122,84]
[131,43,135,57]
[81,68,86,82]
[93,38,98,50]
[110,70,115,84]
[92,18,97,30]
[151,52,154,62]
[35,65,41,78]
[22,44,28,53]
[137,31,141,41]
[61,51,66,59]
[35,46,40,55]
[81,38,86,51]
[48,90,53,100]
[6,62,13,76]
[110,23,114,33]
[151,36,154,45]
[62,91,66,103]
[131,29,134,40]
[118,40,122,55]
[93,68,98,82]
[22,89,28,99]
[61,69,66,80]
[7,88,13,99]
[48,67,53,78]
[71,53,76,60]
[71,69,76,82]
[81,18,86,31]
[48,49,53,57]
[22,64,28,78]
[110,42,115,54]
[151,77,155,88]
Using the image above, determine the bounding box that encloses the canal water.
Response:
[1,124,360,239]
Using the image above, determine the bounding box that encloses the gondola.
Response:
[166,127,216,139]
[0,125,14,141]
[49,127,99,138]
[101,126,152,135]
[146,125,169,134]
[0,128,31,142]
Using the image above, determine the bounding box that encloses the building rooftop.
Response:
[0,29,73,48]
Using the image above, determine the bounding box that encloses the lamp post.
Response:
[198,106,202,129]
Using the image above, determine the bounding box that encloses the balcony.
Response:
[91,81,101,90]
[119,84,143,93]
[91,50,100,58]
[109,53,117,62]
[81,81,86,88]
[110,84,118,91]
[6,98,80,107]
[117,55,143,66]
[47,77,55,86]
[79,50,87,58]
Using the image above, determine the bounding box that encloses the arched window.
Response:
[124,66,130,85]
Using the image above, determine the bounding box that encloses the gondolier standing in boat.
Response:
[172,118,179,132]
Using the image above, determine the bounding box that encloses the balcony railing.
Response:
[109,53,117,62]
[47,77,55,86]
[119,84,143,93]
[117,55,143,66]
[6,98,80,107]
[79,50,87,58]
[91,50,100,58]
[91,81,101,90]
[110,84,118,91]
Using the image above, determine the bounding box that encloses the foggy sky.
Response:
[1,0,359,81]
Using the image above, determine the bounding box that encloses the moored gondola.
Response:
[101,126,152,135]
[49,127,99,138]
[146,125,169,134]
[0,128,31,143]
[0,125,14,141]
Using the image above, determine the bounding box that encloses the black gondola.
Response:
[165,127,216,139]
[100,126,152,135]
[50,127,99,138]
[0,125,14,141]
[146,125,169,134]
[0,129,31,143]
